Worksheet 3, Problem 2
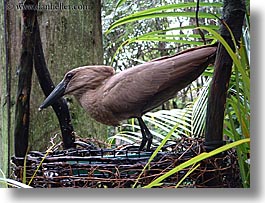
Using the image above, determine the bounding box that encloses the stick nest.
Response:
[11,137,241,188]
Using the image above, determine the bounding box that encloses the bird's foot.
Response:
[138,134,153,151]
[139,138,147,151]
[137,117,153,151]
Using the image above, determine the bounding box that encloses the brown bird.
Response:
[39,44,217,150]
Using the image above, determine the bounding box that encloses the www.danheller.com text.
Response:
[7,2,89,11]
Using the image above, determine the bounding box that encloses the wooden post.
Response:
[14,0,38,157]
[204,0,246,150]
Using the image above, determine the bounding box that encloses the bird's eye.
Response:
[66,73,74,79]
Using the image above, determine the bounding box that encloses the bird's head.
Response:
[39,66,114,111]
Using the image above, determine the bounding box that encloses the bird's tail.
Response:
[151,42,218,63]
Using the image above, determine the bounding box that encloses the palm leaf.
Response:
[106,2,222,34]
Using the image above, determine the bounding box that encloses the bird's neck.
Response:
[73,88,95,105]
[70,77,107,101]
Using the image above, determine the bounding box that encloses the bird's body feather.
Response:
[74,45,217,126]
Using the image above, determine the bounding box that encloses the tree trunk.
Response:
[0,0,12,178]
[0,0,21,176]
[29,0,107,150]
[204,0,246,149]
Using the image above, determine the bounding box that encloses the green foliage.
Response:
[106,2,221,33]
[110,25,218,64]
[191,78,212,137]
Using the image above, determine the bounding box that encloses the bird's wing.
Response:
[102,45,217,117]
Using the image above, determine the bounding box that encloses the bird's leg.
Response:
[137,117,153,151]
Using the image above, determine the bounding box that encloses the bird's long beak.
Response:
[38,80,67,111]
